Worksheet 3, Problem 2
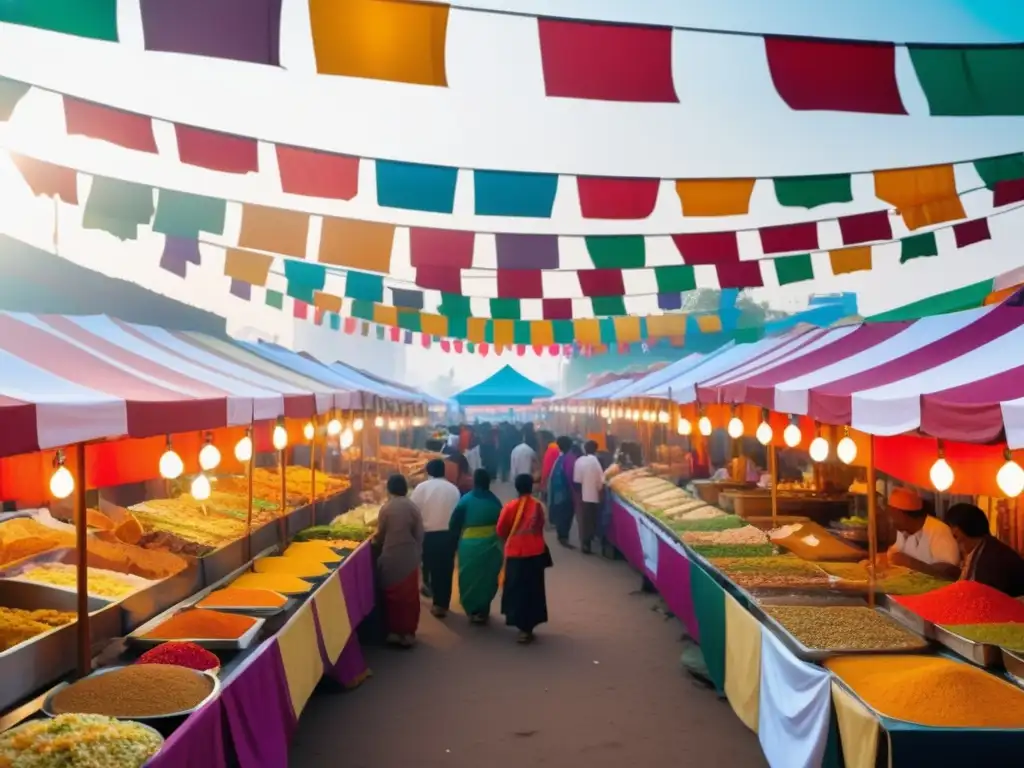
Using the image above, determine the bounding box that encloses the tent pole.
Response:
[74,444,91,677]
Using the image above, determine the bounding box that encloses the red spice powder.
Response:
[137,641,220,672]
[892,581,1024,625]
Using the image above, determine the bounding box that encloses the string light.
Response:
[234,433,253,463]
[698,416,712,436]
[49,450,74,500]
[677,418,692,436]
[340,428,355,450]
[600,407,610,419]
[374,416,384,428]
[272,422,288,451]
[303,422,315,441]
[389,419,399,431]
[996,451,1024,498]
[783,418,802,448]
[658,410,669,424]
[327,418,342,437]
[159,439,184,480]
[809,435,830,463]
[727,415,744,439]
[198,434,221,471]
[929,444,954,492]
[353,417,364,432]
[755,421,773,446]
[190,473,211,501]
[837,427,857,465]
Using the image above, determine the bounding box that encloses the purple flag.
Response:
[229,279,252,300]
[159,237,201,277]
[657,292,683,310]
[495,233,560,270]
[140,0,282,66]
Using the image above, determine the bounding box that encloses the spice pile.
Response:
[284,542,342,564]
[50,663,214,717]
[942,623,1024,651]
[765,606,926,651]
[0,607,76,651]
[197,587,288,609]
[294,523,372,543]
[816,562,952,596]
[709,555,830,589]
[231,572,313,595]
[769,521,864,562]
[826,655,1024,727]
[254,556,328,578]
[142,608,257,641]
[891,581,1024,625]
[138,641,220,672]
[18,563,144,599]
[691,543,776,558]
[682,526,768,546]
[0,714,162,768]
[669,515,747,534]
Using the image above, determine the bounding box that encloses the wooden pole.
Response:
[866,435,879,609]
[310,417,317,529]
[245,431,254,564]
[73,445,90,677]
[769,444,779,529]
[279,443,288,547]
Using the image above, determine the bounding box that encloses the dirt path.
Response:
[291,484,766,767]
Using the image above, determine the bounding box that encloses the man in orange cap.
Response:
[867,487,960,580]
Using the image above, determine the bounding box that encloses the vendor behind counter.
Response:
[867,488,961,581]
[946,502,1024,597]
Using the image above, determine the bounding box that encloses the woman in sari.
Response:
[498,474,550,644]
[449,469,504,624]
[547,436,575,548]
[373,474,424,648]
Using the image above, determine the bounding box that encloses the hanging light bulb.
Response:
[340,428,355,450]
[677,418,692,436]
[658,410,670,424]
[600,407,609,419]
[698,416,712,436]
[756,421,773,446]
[49,451,74,500]
[327,418,342,437]
[272,422,288,451]
[198,435,221,471]
[997,451,1024,498]
[374,416,384,428]
[727,416,744,439]
[389,419,399,431]
[234,433,253,463]
[190,473,212,501]
[783,420,802,448]
[809,436,830,463]
[413,417,424,427]
[353,417,364,432]
[930,457,954,492]
[159,440,184,480]
[837,428,857,465]
[303,422,315,441]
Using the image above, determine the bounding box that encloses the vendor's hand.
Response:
[888,552,912,568]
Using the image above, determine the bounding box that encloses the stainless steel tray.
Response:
[191,598,295,618]
[754,596,928,662]
[884,598,935,639]
[933,625,1003,668]
[42,665,219,721]
[126,610,266,650]
[1003,649,1024,686]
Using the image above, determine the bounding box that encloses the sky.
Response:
[0,1,1022,393]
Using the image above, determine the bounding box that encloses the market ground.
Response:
[291,484,767,767]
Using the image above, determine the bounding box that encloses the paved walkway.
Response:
[291,485,766,767]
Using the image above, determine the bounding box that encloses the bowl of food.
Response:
[0,713,164,767]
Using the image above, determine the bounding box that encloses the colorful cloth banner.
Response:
[11,154,78,203]
[577,177,660,220]
[874,164,965,230]
[495,233,560,270]
[153,190,226,238]
[773,174,853,209]
[0,0,118,41]
[224,248,273,286]
[586,236,646,269]
[238,204,308,258]
[159,237,201,277]
[64,97,157,153]
[277,145,359,200]
[375,160,458,214]
[0,77,30,120]
[82,177,154,241]
[175,125,259,174]
[139,0,281,65]
[909,45,1024,117]
[409,227,475,268]
[473,170,558,218]
[675,179,755,217]
[320,218,395,272]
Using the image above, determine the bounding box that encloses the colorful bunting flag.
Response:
[953,218,991,249]
[277,145,359,200]
[159,237,201,277]
[773,253,814,286]
[900,232,939,263]
[175,125,259,174]
[139,0,281,65]
[829,246,873,275]
[542,299,573,321]
[238,204,308,258]
[409,227,475,268]
[591,296,627,317]
[908,45,1024,117]
[0,77,30,121]
[473,170,558,218]
[224,248,273,286]
[674,179,755,217]
[0,0,118,41]
[152,190,226,238]
[375,160,458,213]
[585,236,646,269]
[495,233,560,270]
[874,165,965,230]
[758,221,819,254]
[578,269,625,298]
[229,279,251,300]
[283,260,326,303]
[265,289,284,310]
[773,173,853,209]
[345,271,384,303]
[82,177,154,241]
[320,218,395,272]
[577,176,660,219]
[838,210,892,245]
[975,154,1024,188]
[64,97,157,153]
[11,154,78,203]
[671,231,741,264]
[497,270,543,299]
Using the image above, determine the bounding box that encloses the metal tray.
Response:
[192,597,295,618]
[754,596,928,662]
[42,665,220,721]
[1003,649,1024,686]
[884,598,935,639]
[933,625,1003,668]
[126,610,266,651]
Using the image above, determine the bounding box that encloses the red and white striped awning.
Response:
[695,302,1024,448]
[0,314,355,457]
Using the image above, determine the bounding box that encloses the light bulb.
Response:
[49,466,74,499]
[600,407,609,419]
[698,416,712,436]
[389,419,399,431]
[159,449,184,480]
[190,473,211,501]
[273,425,288,451]
[327,419,342,437]
[809,436,830,463]
[198,442,221,471]
[997,460,1024,498]
[727,417,744,439]
[353,418,364,432]
[677,418,692,436]
[374,416,384,428]
[340,428,355,450]
[756,421,773,446]
[837,436,857,465]
[783,423,802,448]
[234,436,253,463]
[930,458,954,492]
[658,411,669,424]
[303,422,315,441]
[413,417,423,427]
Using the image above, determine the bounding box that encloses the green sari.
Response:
[449,489,504,617]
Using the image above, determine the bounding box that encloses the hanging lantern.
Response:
[234,433,253,463]
[303,422,315,441]
[198,435,221,472]
[353,418,365,432]
[809,436,830,463]
[727,416,744,439]
[374,416,385,428]
[272,422,288,451]
[600,407,610,419]
[783,420,802,448]
[997,452,1024,498]
[159,439,184,480]
[49,450,74,500]
[190,473,212,501]
[677,418,692,436]
[658,410,669,424]
[836,428,857,465]
[327,418,342,437]
[930,444,954,492]
[340,428,355,450]
[755,421,773,446]
[698,416,712,436]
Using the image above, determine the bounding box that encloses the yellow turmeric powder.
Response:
[230,573,312,595]
[826,655,1024,728]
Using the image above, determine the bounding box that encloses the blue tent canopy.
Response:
[454,365,554,406]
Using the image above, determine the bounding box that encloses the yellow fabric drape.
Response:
[613,316,642,343]
[874,165,966,230]
[313,291,343,313]
[646,314,687,338]
[312,572,352,665]
[467,317,488,343]
[696,314,723,333]
[829,246,873,275]
[724,594,761,733]
[276,605,323,718]
[675,178,756,217]
[309,0,450,86]
[373,305,398,327]
[224,248,273,286]
[319,218,396,273]
[831,682,880,768]
[238,205,310,259]
[493,319,515,347]
[573,319,601,345]
[420,312,448,337]
[530,320,555,347]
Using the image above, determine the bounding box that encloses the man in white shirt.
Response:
[411,459,462,617]
[573,440,605,555]
[509,437,537,483]
[869,487,960,580]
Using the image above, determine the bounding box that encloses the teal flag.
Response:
[0,0,118,41]
[900,232,939,263]
[265,289,284,310]
[82,177,154,241]
[773,253,814,285]
[909,46,1024,116]
[585,236,646,269]
[489,298,521,320]
[591,296,626,316]
[153,189,226,238]
[975,154,1024,188]
[773,174,853,208]
[439,293,472,317]
[0,77,30,120]
[376,160,458,213]
[473,170,557,218]
[345,271,384,303]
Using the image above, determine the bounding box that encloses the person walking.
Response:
[497,474,551,644]
[547,436,576,548]
[573,440,605,555]
[449,469,505,623]
[411,459,461,617]
[373,474,424,648]
[509,433,537,484]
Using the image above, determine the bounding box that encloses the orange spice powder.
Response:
[197,588,287,609]
[143,609,256,640]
